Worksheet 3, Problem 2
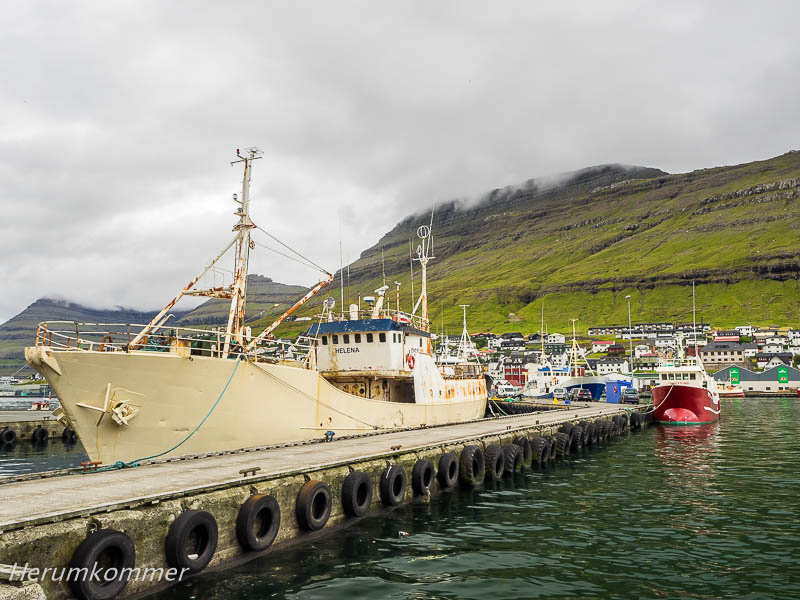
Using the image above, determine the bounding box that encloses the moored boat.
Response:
[652,283,720,425]
[652,358,721,424]
[24,149,487,465]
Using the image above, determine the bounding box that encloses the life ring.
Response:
[98,335,114,352]
[69,529,135,600]
[406,353,415,369]
[165,510,218,573]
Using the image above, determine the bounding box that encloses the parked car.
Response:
[495,383,521,399]
[553,386,567,401]
[621,387,639,404]
[568,388,592,402]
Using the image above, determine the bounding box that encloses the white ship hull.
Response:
[26,347,486,465]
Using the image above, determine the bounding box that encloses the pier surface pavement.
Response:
[0,403,626,530]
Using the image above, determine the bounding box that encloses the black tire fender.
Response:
[513,436,533,467]
[165,510,218,574]
[437,453,459,491]
[503,444,523,474]
[530,437,549,466]
[296,480,332,531]
[411,459,434,496]
[555,432,571,457]
[1,428,16,445]
[342,471,373,517]
[236,494,280,552]
[31,426,49,444]
[379,465,406,506]
[459,445,485,486]
[68,528,135,600]
[570,425,583,452]
[548,436,557,460]
[484,445,505,482]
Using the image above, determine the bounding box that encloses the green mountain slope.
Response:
[262,151,800,336]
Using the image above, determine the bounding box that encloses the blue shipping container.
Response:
[605,379,632,404]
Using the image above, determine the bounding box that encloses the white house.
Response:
[596,357,630,375]
[591,340,614,353]
[634,344,652,358]
[762,342,786,354]
[545,333,566,344]
[735,325,754,337]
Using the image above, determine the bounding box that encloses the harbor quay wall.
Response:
[0,407,641,600]
[0,419,70,444]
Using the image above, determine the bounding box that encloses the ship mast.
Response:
[130,148,262,353]
[411,205,435,327]
[223,148,261,355]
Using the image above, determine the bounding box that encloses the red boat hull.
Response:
[652,384,720,425]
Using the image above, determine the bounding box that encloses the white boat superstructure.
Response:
[26,150,487,465]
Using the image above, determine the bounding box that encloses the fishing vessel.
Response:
[651,284,721,425]
[25,149,487,464]
[651,358,721,424]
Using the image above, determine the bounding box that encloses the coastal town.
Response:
[460,322,800,397]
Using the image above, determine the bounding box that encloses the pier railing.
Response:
[325,309,429,331]
[33,321,317,366]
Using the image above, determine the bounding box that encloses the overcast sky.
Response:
[1,1,799,322]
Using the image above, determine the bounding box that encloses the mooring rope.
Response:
[89,357,243,472]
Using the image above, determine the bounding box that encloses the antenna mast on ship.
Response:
[223,148,261,355]
[411,204,436,329]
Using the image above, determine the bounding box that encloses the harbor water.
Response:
[144,397,798,599]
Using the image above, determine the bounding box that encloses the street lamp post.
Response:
[625,295,633,374]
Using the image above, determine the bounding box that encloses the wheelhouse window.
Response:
[343,334,350,344]
[321,336,328,345]
[366,333,373,343]
[332,335,338,344]
[355,333,361,343]
[379,333,386,343]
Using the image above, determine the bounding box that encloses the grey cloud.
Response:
[1,0,799,321]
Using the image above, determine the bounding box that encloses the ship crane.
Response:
[131,148,333,357]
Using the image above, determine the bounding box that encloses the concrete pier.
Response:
[0,413,71,443]
[0,404,645,600]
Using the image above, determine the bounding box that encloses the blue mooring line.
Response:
[88,356,243,473]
